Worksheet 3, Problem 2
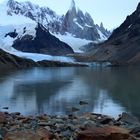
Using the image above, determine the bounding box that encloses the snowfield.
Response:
[52,32,93,53]
[97,29,107,42]
[9,51,75,62]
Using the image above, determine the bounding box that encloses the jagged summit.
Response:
[6,0,110,41]
[100,22,104,28]
[61,1,111,41]
[7,0,14,5]
[69,0,76,10]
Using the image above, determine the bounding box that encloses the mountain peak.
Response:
[69,0,76,11]
[7,0,15,6]
[136,2,140,12]
[100,22,103,28]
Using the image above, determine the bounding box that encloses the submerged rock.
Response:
[79,101,88,105]
[118,112,139,125]
[2,107,9,110]
[71,107,80,112]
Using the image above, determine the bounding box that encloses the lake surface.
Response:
[0,67,140,118]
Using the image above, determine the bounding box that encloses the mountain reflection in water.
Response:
[0,67,140,119]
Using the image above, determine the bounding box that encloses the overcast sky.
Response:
[1,0,140,29]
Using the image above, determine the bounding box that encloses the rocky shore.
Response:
[0,111,140,140]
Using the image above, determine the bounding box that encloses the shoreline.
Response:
[1,111,140,140]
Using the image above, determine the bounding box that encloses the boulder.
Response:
[4,129,51,140]
[3,131,42,140]
[36,128,51,140]
[76,126,130,140]
[0,112,6,124]
[118,112,139,125]
[98,117,114,125]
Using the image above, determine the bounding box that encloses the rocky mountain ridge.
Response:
[61,0,110,41]
[7,0,111,42]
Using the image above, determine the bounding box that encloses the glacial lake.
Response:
[0,67,140,118]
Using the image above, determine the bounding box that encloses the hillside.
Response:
[81,2,140,65]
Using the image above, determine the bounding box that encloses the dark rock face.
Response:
[87,2,140,65]
[5,29,18,38]
[109,3,140,40]
[12,24,74,56]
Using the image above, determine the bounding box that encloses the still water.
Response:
[0,67,140,118]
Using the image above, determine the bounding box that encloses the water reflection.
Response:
[0,67,140,118]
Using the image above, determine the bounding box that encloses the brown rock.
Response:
[38,115,48,121]
[17,116,26,120]
[20,118,30,123]
[37,128,51,140]
[3,131,42,140]
[76,126,130,140]
[0,112,6,124]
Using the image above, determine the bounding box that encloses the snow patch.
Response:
[97,29,107,41]
[75,22,84,30]
[52,32,93,53]
[73,18,84,29]
[73,18,77,22]
[128,24,132,29]
[85,24,93,28]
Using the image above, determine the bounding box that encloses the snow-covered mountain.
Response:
[0,0,37,52]
[0,1,75,63]
[7,0,62,33]
[61,0,110,41]
[6,0,111,52]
